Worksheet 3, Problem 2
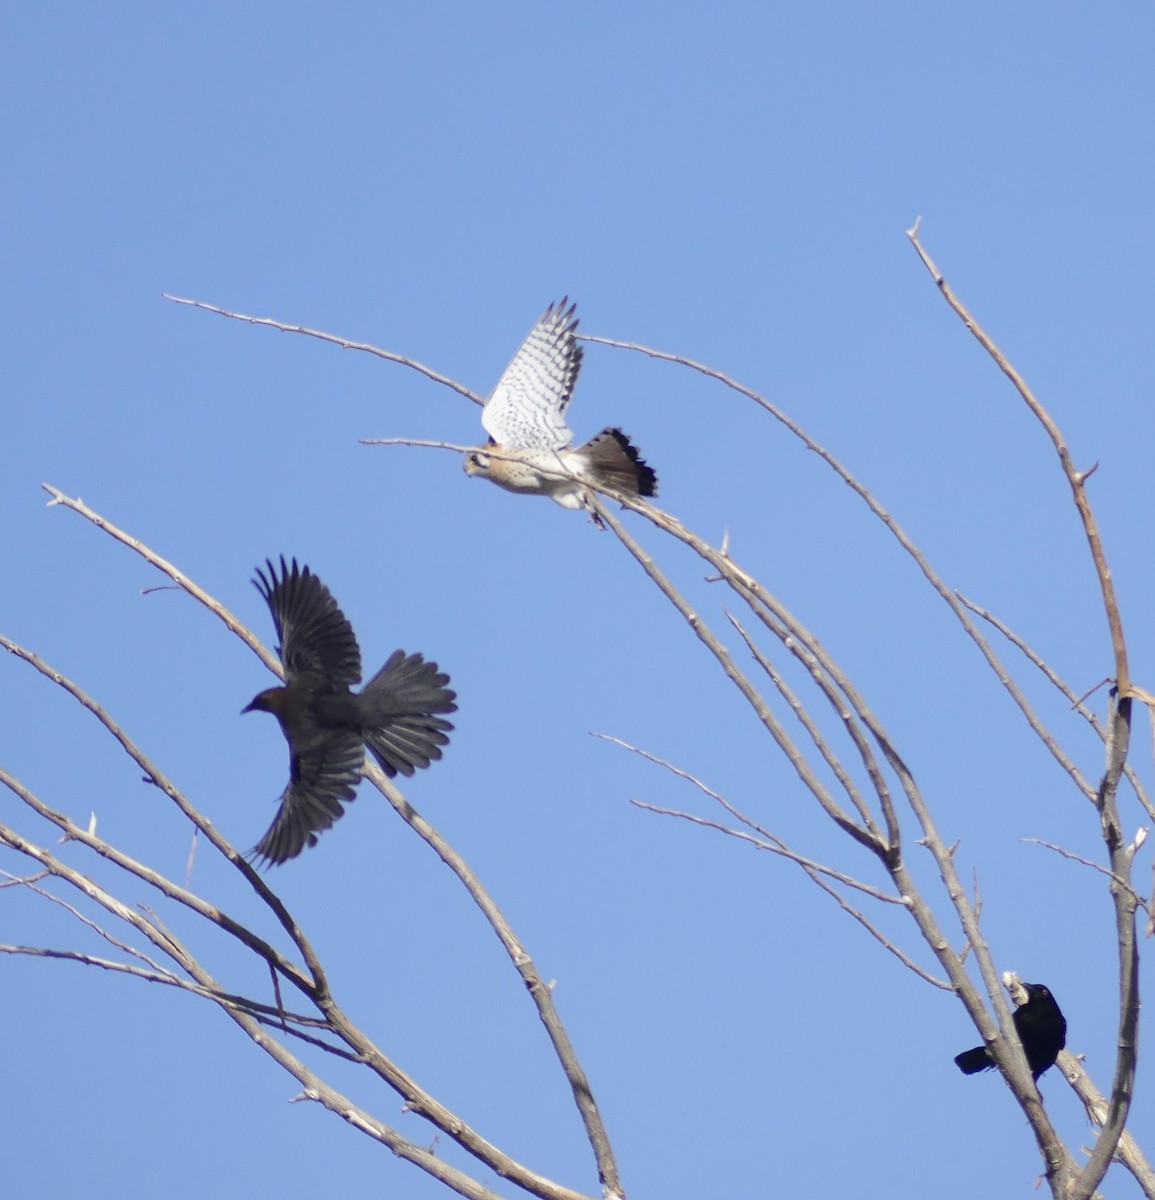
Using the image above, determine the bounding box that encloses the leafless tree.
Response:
[3,226,1149,1199]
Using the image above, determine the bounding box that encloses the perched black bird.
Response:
[955,982,1067,1081]
[243,556,456,865]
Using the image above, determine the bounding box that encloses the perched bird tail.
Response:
[358,650,457,777]
[579,427,658,498]
[954,1046,994,1075]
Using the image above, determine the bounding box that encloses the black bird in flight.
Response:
[955,982,1067,1081]
[243,556,456,865]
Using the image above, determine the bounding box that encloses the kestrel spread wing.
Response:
[254,556,362,687]
[480,298,583,451]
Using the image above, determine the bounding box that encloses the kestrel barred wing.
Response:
[480,298,582,451]
[464,298,659,514]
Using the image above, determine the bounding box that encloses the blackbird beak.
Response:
[241,696,260,714]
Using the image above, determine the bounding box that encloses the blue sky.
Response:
[3,4,1153,1197]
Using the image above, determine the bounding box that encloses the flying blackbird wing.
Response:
[254,556,362,686]
[252,726,365,865]
[360,649,457,777]
[481,299,581,451]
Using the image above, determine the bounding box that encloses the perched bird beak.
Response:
[241,696,260,714]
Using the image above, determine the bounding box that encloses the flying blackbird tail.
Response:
[359,650,457,777]
[580,427,658,498]
[954,1046,994,1075]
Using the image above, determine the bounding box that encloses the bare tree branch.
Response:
[1,867,173,972]
[1023,838,1149,911]
[595,734,899,905]
[905,228,1128,693]
[356,762,622,1199]
[10,492,614,1200]
[908,222,1138,1200]
[0,645,320,997]
[957,592,1154,822]
[579,336,1100,807]
[585,496,885,857]
[723,610,878,834]
[20,279,1140,1198]
[162,294,484,406]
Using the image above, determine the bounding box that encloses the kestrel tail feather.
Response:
[579,427,658,498]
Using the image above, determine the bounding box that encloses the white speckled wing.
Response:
[481,298,583,451]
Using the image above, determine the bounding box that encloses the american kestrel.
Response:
[463,299,657,513]
[243,557,456,865]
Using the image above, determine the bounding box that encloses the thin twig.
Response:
[587,497,882,856]
[0,868,171,972]
[632,798,946,987]
[725,611,878,833]
[1023,839,1148,910]
[40,483,278,673]
[957,592,1153,821]
[905,229,1128,695]
[0,941,359,1058]
[162,294,484,406]
[594,733,894,903]
[0,647,317,996]
[596,732,948,986]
